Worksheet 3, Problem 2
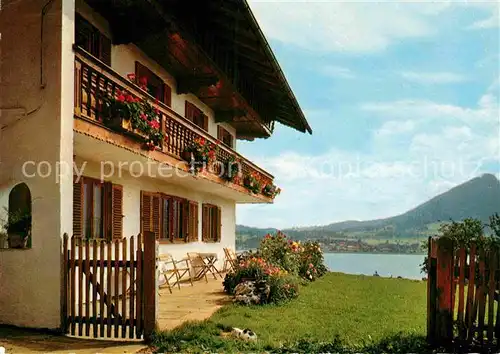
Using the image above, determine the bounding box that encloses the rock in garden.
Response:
[233,280,270,305]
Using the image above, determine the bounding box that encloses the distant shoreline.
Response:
[324,251,426,256]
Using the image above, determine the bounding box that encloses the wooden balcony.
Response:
[73,48,275,200]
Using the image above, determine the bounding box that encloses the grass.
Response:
[153,272,430,353]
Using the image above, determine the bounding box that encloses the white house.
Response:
[0,0,311,330]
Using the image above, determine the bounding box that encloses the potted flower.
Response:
[243,172,261,194]
[182,137,217,173]
[223,155,241,182]
[262,183,281,198]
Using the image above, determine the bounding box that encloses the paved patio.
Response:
[158,276,230,330]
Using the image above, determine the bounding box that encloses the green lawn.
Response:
[153,272,429,353]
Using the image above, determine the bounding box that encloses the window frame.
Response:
[75,14,111,66]
[135,61,172,107]
[217,126,234,148]
[185,101,209,131]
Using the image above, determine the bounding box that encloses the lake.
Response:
[324,253,425,279]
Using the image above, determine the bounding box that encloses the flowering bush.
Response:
[243,172,261,194]
[262,183,281,198]
[259,232,301,275]
[223,254,299,304]
[102,75,165,149]
[299,241,329,281]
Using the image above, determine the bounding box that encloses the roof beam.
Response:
[214,109,247,123]
[177,74,220,94]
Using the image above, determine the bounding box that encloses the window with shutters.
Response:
[75,14,111,66]
[141,191,198,243]
[217,126,234,148]
[73,176,122,241]
[185,101,208,131]
[135,62,172,106]
[202,204,221,243]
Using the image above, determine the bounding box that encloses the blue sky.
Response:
[237,1,500,228]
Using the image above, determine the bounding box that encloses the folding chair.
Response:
[158,254,192,293]
[186,252,209,283]
[223,248,238,272]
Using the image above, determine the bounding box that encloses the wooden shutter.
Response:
[73,177,84,238]
[99,34,111,66]
[152,194,161,240]
[216,206,222,242]
[181,200,189,242]
[202,204,209,242]
[187,201,198,243]
[102,182,113,240]
[111,184,123,239]
[164,84,172,107]
[202,113,209,131]
[141,191,152,234]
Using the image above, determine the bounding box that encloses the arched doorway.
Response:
[7,183,32,248]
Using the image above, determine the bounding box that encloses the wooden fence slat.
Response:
[136,234,142,338]
[457,246,466,338]
[436,237,454,345]
[78,240,83,336]
[478,248,487,345]
[62,234,68,333]
[467,243,477,344]
[427,237,437,344]
[99,240,105,337]
[129,236,135,339]
[107,241,112,338]
[92,240,98,338]
[85,241,91,337]
[70,236,76,335]
[143,232,157,342]
[122,238,127,338]
[487,249,496,342]
[114,240,120,338]
[496,248,500,340]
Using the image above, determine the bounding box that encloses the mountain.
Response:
[236,174,500,248]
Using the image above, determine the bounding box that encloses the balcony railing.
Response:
[73,48,274,195]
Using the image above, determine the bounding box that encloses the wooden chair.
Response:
[158,254,192,293]
[186,252,209,283]
[223,248,238,272]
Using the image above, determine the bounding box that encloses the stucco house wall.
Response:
[0,0,74,329]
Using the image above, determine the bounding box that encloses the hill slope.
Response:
[236,174,500,248]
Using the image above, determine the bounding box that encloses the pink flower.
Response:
[149,120,160,130]
[309,263,314,268]
[126,94,135,103]
[140,113,148,121]
[116,94,125,103]
[127,73,136,82]
[139,77,148,86]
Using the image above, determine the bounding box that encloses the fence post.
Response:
[436,237,454,346]
[143,231,158,342]
[427,237,438,345]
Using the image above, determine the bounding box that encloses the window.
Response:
[185,101,208,131]
[141,191,198,242]
[75,14,111,66]
[217,126,234,148]
[73,177,123,240]
[135,62,172,106]
[202,204,221,243]
[4,183,32,249]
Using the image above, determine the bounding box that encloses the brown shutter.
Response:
[217,126,223,141]
[185,101,193,121]
[103,182,113,240]
[182,200,189,242]
[202,205,208,242]
[164,84,172,107]
[99,34,111,66]
[188,201,199,243]
[141,191,152,234]
[73,177,84,238]
[111,184,123,239]
[152,194,161,240]
[217,206,222,242]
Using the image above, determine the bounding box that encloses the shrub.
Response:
[299,241,329,281]
[268,273,300,304]
[259,232,301,275]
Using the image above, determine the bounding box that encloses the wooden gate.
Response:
[61,232,157,341]
[427,237,500,350]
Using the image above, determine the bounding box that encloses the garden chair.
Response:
[158,254,192,293]
[223,247,238,272]
[186,252,209,283]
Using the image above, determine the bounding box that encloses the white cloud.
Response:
[400,71,468,84]
[467,2,500,30]
[247,1,443,53]
[238,81,499,228]
[320,65,355,79]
